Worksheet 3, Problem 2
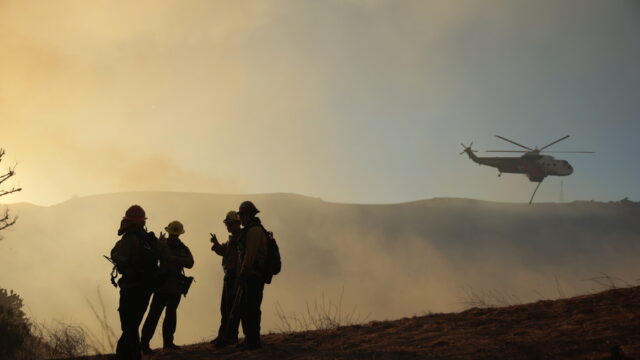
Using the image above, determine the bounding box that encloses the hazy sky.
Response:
[1,0,639,205]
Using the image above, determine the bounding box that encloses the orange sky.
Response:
[1,0,638,205]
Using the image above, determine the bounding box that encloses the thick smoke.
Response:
[1,193,638,348]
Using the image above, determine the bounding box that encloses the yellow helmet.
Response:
[165,220,185,235]
[223,210,240,224]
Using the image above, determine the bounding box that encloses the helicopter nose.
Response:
[567,165,573,175]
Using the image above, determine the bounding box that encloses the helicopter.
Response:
[461,135,594,204]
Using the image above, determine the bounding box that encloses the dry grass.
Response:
[584,272,636,291]
[459,286,522,308]
[38,287,118,358]
[84,287,118,354]
[459,273,640,310]
[85,285,640,360]
[274,287,369,333]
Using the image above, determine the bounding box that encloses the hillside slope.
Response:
[2,192,640,347]
[89,286,639,360]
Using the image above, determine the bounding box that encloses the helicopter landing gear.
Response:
[498,172,502,177]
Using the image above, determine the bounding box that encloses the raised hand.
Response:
[210,233,219,244]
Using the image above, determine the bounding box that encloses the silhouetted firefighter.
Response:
[233,200,281,350]
[141,220,194,354]
[110,205,159,360]
[209,211,242,347]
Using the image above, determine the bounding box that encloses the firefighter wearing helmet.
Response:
[111,205,159,360]
[236,200,269,350]
[209,210,242,347]
[141,220,194,354]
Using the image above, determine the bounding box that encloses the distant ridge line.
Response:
[7,191,634,208]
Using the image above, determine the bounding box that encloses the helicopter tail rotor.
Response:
[459,142,478,155]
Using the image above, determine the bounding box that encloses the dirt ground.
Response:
[90,286,640,360]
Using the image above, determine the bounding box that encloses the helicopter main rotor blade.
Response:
[539,135,570,151]
[495,135,532,150]
[540,151,595,154]
[486,150,528,153]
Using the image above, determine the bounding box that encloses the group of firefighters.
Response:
[110,200,271,360]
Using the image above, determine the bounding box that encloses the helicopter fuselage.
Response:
[463,149,573,182]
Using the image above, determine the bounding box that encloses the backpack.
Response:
[262,229,281,284]
[109,230,159,288]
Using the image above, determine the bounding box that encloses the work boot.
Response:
[236,340,261,351]
[163,343,181,350]
[214,337,238,348]
[141,343,153,355]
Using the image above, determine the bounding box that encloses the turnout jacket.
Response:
[238,219,268,278]
[156,236,194,294]
[212,234,240,272]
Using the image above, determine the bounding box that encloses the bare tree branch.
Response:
[0,169,15,184]
[0,208,18,231]
[0,187,22,197]
[0,148,22,237]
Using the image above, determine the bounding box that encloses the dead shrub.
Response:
[40,321,90,359]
